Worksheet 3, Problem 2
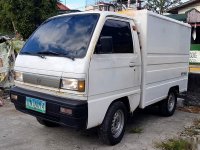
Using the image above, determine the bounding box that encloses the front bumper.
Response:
[10,87,88,129]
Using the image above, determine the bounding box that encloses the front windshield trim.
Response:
[19,52,77,61]
[20,13,100,59]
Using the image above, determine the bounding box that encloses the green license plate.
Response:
[26,97,46,113]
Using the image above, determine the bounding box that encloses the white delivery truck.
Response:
[10,10,191,145]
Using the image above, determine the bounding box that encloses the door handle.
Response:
[129,62,135,67]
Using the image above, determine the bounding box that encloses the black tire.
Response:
[159,91,177,117]
[98,101,127,145]
[36,118,60,127]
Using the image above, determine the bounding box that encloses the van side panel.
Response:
[134,10,191,108]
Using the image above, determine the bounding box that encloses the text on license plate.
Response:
[25,97,46,114]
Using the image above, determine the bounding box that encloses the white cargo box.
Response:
[133,10,191,108]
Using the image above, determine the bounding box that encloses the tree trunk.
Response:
[11,20,17,35]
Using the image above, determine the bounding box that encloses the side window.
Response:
[95,19,133,54]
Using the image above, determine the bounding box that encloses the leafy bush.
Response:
[155,138,192,150]
[0,0,59,39]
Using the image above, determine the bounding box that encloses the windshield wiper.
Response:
[20,51,32,55]
[20,51,46,59]
[37,51,75,61]
[59,52,75,61]
[37,51,60,56]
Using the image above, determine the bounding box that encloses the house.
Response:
[86,2,117,11]
[85,1,128,12]
[57,2,70,14]
[166,0,200,22]
[167,0,200,14]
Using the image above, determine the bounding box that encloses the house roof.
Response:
[165,14,187,22]
[167,0,199,13]
[57,2,70,11]
[94,2,115,6]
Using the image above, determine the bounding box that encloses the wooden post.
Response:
[136,0,142,10]
[128,0,130,8]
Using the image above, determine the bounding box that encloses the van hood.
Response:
[15,55,87,76]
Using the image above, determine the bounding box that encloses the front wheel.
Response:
[159,91,177,117]
[98,101,127,145]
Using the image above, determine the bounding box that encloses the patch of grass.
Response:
[193,119,200,129]
[129,127,143,134]
[181,119,200,137]
[155,138,192,150]
[177,106,200,114]
[183,128,199,137]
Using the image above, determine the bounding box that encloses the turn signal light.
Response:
[78,81,85,92]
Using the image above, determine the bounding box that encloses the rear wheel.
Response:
[36,118,60,127]
[159,91,177,117]
[98,101,127,145]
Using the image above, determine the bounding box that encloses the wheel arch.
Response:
[159,85,178,117]
[108,97,130,114]
[87,95,135,129]
[169,85,179,96]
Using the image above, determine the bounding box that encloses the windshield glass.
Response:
[20,14,99,58]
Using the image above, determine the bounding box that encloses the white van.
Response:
[10,10,191,145]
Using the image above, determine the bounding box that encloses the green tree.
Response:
[0,1,15,34]
[0,0,59,39]
[145,0,181,14]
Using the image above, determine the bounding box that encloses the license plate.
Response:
[26,97,46,113]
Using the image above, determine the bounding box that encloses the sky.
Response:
[60,0,87,10]
[60,0,188,10]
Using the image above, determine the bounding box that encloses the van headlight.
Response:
[14,71,23,82]
[61,78,85,92]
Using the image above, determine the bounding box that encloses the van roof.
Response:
[49,10,190,28]
[50,11,133,20]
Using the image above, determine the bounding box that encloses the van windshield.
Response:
[20,14,99,59]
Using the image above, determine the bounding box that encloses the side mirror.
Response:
[96,36,113,54]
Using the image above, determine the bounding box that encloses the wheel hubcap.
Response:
[168,93,175,112]
[111,109,124,138]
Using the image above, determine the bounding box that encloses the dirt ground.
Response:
[0,99,199,150]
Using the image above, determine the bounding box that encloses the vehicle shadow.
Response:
[50,105,162,147]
